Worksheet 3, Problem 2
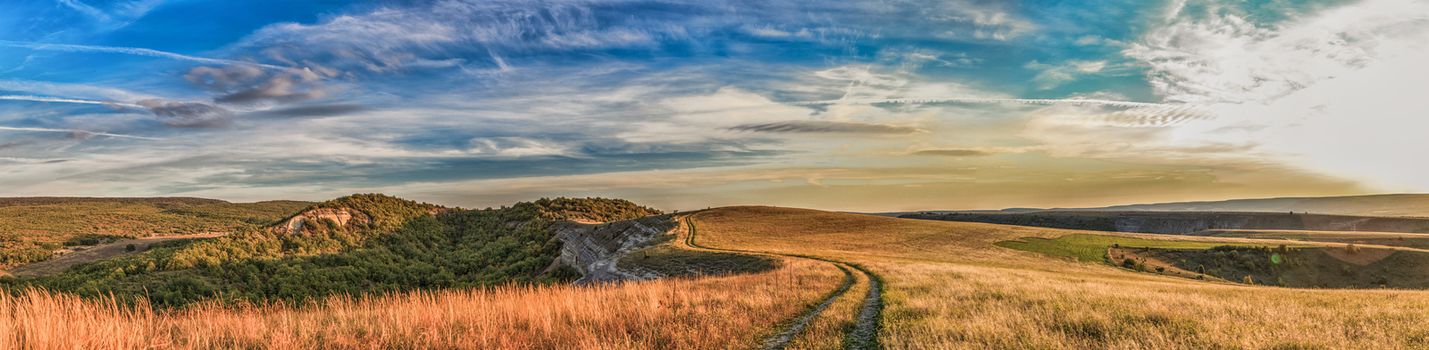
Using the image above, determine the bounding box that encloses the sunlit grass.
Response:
[995,234,1264,262]
[691,206,1429,348]
[0,258,841,349]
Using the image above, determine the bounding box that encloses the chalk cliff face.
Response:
[273,208,371,235]
[552,215,678,284]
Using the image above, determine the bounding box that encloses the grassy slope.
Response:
[1207,229,1429,249]
[691,206,1429,349]
[995,234,1246,263]
[5,195,668,307]
[0,200,843,349]
[0,199,312,268]
[1,259,842,349]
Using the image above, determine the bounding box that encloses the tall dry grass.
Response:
[785,267,868,350]
[671,213,874,350]
[692,206,1429,349]
[0,258,841,349]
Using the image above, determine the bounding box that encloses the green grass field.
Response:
[994,234,1252,262]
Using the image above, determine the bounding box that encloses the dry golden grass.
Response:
[669,213,871,350]
[785,266,868,350]
[0,258,841,349]
[691,206,1429,349]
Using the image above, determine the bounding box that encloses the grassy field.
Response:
[11,203,1429,348]
[0,257,841,349]
[994,234,1248,263]
[1206,229,1429,250]
[690,206,1429,348]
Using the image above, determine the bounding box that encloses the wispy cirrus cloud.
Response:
[0,95,142,108]
[729,120,923,134]
[0,40,286,70]
[3,0,1410,210]
[0,125,160,140]
[910,149,992,157]
[0,80,159,101]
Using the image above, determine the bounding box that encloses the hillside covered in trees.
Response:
[0,198,313,268]
[2,194,662,307]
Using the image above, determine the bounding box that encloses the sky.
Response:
[0,0,1425,212]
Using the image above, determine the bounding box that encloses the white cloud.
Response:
[468,137,570,157]
[0,79,160,102]
[0,95,142,108]
[1025,60,1107,89]
[237,1,675,73]
[1124,0,1427,104]
[1121,0,1429,190]
[57,0,110,22]
[0,40,286,70]
[926,1,1036,41]
[0,125,161,140]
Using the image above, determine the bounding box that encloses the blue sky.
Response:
[1,0,1425,211]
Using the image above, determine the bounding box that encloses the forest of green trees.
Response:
[2,194,661,307]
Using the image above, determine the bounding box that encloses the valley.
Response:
[6,195,1429,348]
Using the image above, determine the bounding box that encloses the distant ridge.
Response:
[895,194,1429,218]
[0,197,228,207]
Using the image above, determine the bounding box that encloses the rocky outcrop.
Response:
[272,208,371,235]
[552,215,678,284]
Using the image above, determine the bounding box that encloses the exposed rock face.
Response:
[552,215,677,284]
[273,208,371,235]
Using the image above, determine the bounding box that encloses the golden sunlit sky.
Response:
[1,0,1424,211]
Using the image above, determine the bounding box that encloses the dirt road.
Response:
[679,216,883,350]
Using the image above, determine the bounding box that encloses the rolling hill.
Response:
[2,194,669,306]
[899,210,1429,235]
[902,193,1429,217]
[10,201,1429,348]
[686,207,1429,348]
[0,197,312,268]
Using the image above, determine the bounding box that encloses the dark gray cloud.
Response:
[728,120,923,134]
[138,99,235,127]
[214,72,325,105]
[911,149,992,157]
[249,103,368,119]
[184,65,266,90]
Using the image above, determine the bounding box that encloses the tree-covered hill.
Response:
[3,194,661,307]
[0,198,313,267]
